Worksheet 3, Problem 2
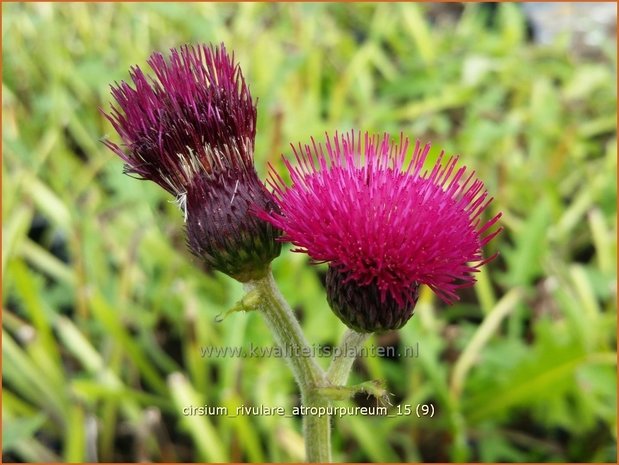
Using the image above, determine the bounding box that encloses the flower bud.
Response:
[326,267,419,333]
[185,170,281,282]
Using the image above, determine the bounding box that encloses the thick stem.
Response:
[326,329,370,386]
[244,270,331,462]
[303,394,332,462]
[244,271,324,389]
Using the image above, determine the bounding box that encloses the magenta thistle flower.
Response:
[258,131,502,332]
[103,44,280,281]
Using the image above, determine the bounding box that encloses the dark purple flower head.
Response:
[103,43,256,195]
[103,44,280,281]
[258,131,502,332]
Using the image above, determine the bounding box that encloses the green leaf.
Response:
[2,415,47,452]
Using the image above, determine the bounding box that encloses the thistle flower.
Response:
[258,131,502,332]
[103,44,281,281]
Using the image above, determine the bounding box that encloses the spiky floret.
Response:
[103,44,280,281]
[102,43,256,195]
[258,131,502,329]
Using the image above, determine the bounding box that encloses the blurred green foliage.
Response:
[2,2,617,462]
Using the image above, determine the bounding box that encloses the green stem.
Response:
[326,329,370,386]
[244,270,331,462]
[303,394,332,462]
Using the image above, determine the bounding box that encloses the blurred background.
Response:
[2,2,617,462]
